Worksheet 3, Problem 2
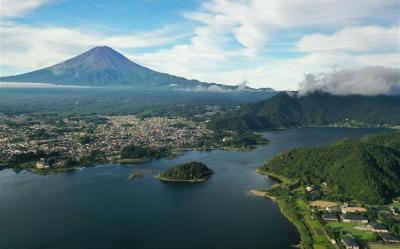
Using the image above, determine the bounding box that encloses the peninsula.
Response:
[253,132,400,249]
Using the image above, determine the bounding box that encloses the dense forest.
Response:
[208,92,400,131]
[259,132,400,204]
[120,145,168,159]
[159,161,214,181]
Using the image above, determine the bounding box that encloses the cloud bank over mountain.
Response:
[299,66,400,96]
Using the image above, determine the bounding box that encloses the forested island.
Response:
[254,132,400,249]
[157,161,214,183]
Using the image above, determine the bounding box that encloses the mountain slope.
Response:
[260,132,400,204]
[208,92,400,130]
[0,46,247,90]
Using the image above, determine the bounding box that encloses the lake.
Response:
[0,128,388,249]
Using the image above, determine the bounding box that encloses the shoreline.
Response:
[256,168,289,183]
[5,126,393,175]
[4,142,267,175]
[252,170,304,248]
[253,125,398,132]
[154,174,211,183]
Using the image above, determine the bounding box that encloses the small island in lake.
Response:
[157,161,214,183]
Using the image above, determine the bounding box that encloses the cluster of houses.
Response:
[309,200,399,248]
[341,235,361,249]
[2,114,220,169]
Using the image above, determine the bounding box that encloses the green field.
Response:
[368,242,400,249]
[327,222,378,242]
[297,200,335,249]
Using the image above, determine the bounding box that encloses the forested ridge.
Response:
[208,92,400,131]
[260,132,400,204]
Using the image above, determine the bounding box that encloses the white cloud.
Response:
[128,13,246,81]
[298,66,400,96]
[0,0,52,18]
[187,0,399,52]
[296,25,400,53]
[131,0,398,90]
[159,51,399,91]
[0,23,187,70]
[0,0,399,92]
[0,82,90,88]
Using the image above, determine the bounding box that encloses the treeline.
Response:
[160,161,213,181]
[121,145,168,159]
[260,132,400,204]
[221,132,269,149]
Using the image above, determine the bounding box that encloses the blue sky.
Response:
[1,0,399,90]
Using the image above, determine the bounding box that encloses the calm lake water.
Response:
[0,128,389,249]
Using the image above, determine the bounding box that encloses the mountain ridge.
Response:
[0,46,271,91]
[260,132,400,204]
[208,91,400,130]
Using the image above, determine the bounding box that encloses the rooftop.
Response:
[342,214,368,221]
[341,237,359,247]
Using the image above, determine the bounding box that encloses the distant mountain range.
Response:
[0,46,271,92]
[208,91,400,130]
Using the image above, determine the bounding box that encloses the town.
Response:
[0,112,267,172]
[0,113,216,171]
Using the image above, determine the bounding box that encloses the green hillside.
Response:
[159,161,214,182]
[208,92,400,130]
[259,132,400,204]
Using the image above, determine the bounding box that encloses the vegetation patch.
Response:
[157,161,214,183]
[326,222,378,241]
[259,132,400,204]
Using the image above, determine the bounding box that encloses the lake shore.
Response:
[6,142,268,175]
[252,170,305,248]
[155,174,210,183]
[255,168,289,183]
[3,128,389,249]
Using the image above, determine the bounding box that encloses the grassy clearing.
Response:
[297,199,335,249]
[326,222,378,242]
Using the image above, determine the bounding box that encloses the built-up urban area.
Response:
[0,114,223,171]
